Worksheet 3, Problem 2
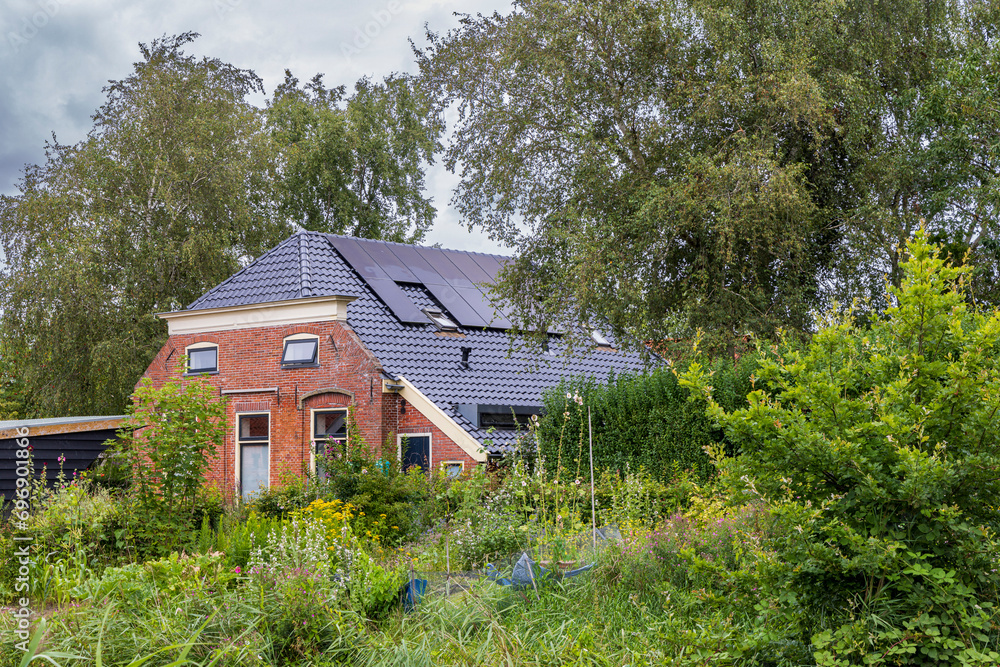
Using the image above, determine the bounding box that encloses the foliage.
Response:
[123,374,227,520]
[349,547,407,620]
[418,0,837,347]
[268,71,443,243]
[683,231,1000,664]
[212,510,282,570]
[0,32,288,415]
[247,471,322,519]
[538,358,755,482]
[314,423,446,545]
[418,0,1000,347]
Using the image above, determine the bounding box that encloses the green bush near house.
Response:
[538,356,756,482]
[684,230,1000,664]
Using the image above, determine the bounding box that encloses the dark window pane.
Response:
[239,414,269,440]
[282,339,317,365]
[314,410,347,438]
[188,347,217,373]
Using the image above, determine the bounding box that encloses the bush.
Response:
[314,425,446,545]
[538,356,755,482]
[684,230,1000,664]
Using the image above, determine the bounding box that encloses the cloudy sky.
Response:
[0,0,509,253]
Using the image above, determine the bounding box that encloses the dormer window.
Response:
[186,344,218,374]
[423,307,458,332]
[282,334,319,368]
[591,330,612,347]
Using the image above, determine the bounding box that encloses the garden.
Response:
[3,232,1000,666]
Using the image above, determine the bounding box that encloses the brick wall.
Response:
[141,319,478,500]
[396,397,478,473]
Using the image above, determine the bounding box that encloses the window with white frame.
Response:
[237,413,269,501]
[312,409,348,476]
[185,343,218,374]
[282,333,319,368]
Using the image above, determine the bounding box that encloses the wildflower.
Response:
[234,566,242,574]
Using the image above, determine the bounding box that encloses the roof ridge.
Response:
[298,232,314,298]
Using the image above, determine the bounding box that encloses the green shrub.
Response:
[117,371,228,558]
[314,426,447,545]
[538,356,755,483]
[684,230,1000,664]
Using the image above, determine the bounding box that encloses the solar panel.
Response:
[445,251,495,286]
[424,283,489,328]
[388,243,448,286]
[362,242,419,283]
[367,279,430,324]
[454,286,512,329]
[327,237,429,324]
[424,248,476,289]
[328,236,389,280]
[328,235,519,330]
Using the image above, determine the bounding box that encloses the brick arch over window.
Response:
[297,388,353,410]
[282,324,324,338]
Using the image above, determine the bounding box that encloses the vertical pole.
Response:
[589,406,596,551]
[445,531,451,597]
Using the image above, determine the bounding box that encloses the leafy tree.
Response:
[0,33,289,416]
[418,0,1000,347]
[268,71,442,243]
[0,340,35,419]
[418,0,840,348]
[826,0,1000,304]
[683,231,1000,664]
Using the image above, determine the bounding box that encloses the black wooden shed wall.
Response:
[0,429,118,502]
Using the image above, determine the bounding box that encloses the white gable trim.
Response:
[158,295,357,335]
[396,375,488,463]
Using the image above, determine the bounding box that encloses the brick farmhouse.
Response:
[141,232,647,501]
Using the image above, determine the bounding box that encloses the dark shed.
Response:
[0,416,126,502]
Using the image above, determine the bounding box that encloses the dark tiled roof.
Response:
[187,232,649,454]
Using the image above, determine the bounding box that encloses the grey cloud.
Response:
[1,0,509,253]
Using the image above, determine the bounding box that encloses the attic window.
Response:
[186,344,218,374]
[282,334,319,368]
[591,330,612,347]
[423,308,458,332]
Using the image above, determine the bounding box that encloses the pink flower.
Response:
[234,566,241,574]
[57,455,66,464]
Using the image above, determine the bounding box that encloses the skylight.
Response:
[423,308,458,331]
[592,330,612,347]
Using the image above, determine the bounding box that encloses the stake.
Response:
[589,406,596,551]
[445,531,451,597]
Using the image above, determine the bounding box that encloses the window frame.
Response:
[184,343,219,375]
[591,330,612,348]
[281,333,320,369]
[422,308,458,332]
[310,408,349,476]
[235,412,270,501]
[397,432,432,471]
